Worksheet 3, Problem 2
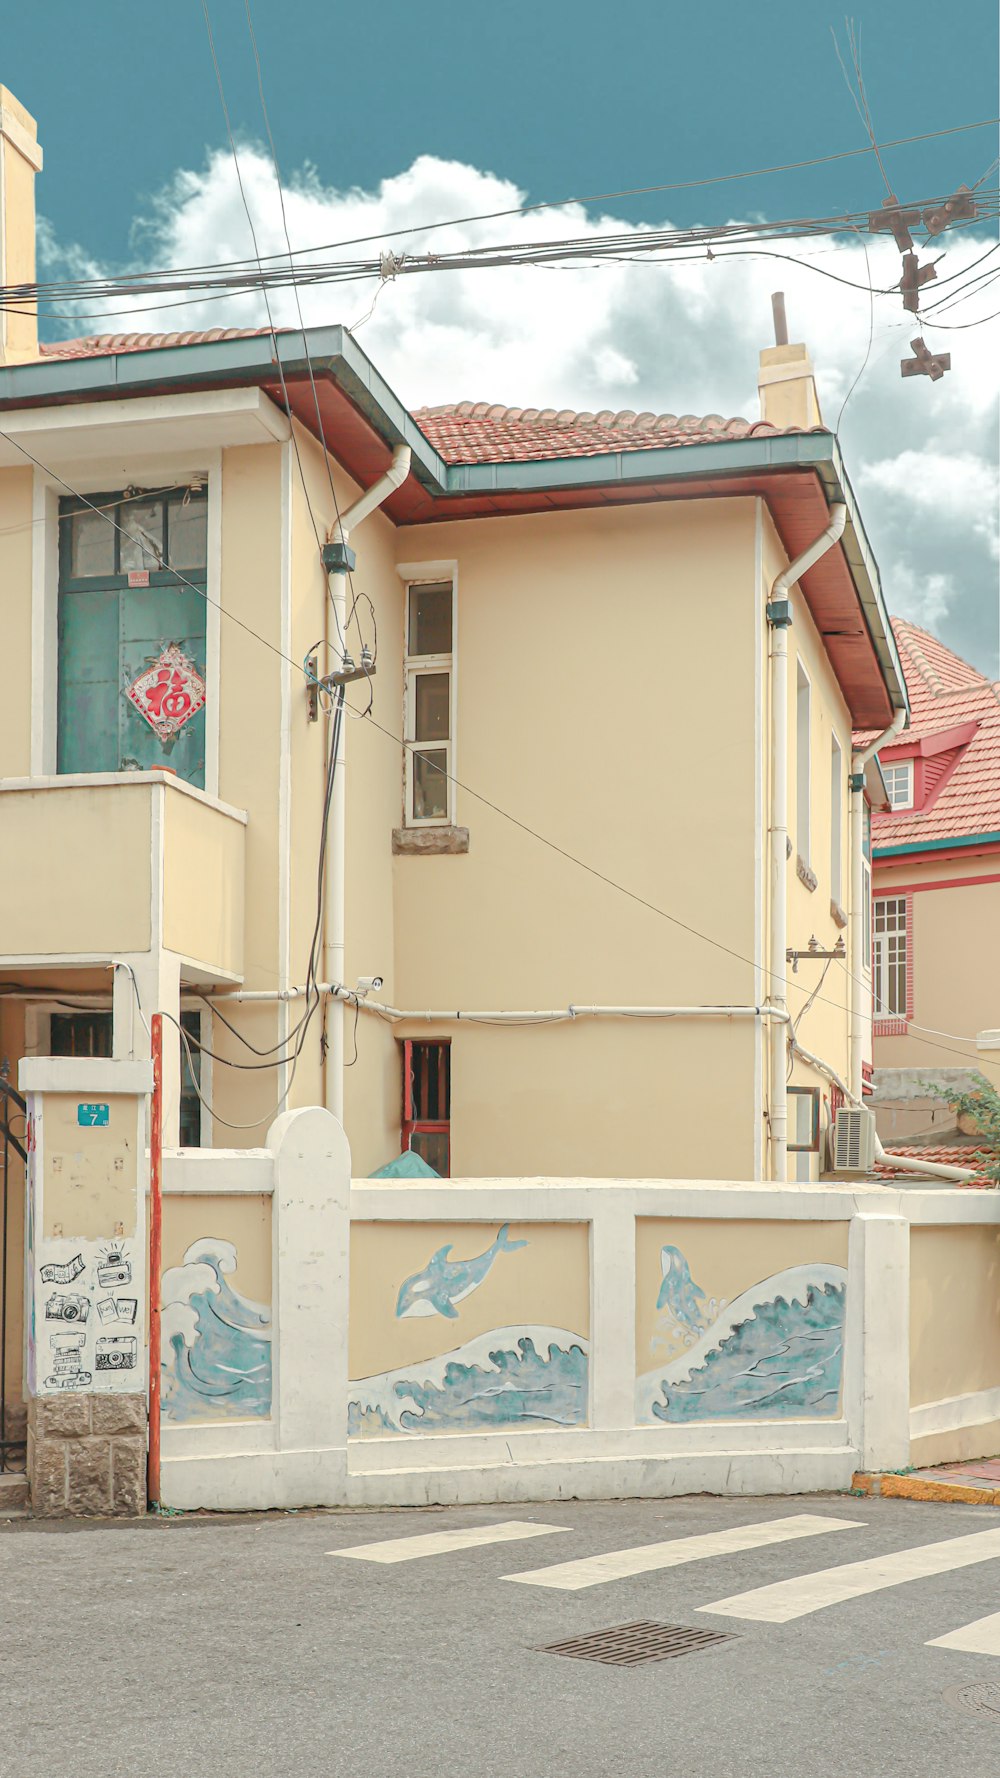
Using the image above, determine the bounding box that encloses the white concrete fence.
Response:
[158,1108,1000,1513]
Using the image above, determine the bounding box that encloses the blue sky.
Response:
[4,2,999,671]
[9,0,997,262]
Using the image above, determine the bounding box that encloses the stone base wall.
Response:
[28,1395,147,1519]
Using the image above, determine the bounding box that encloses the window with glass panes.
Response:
[874,896,908,1017]
[57,487,208,785]
[882,760,913,808]
[404,580,453,824]
[401,1039,451,1176]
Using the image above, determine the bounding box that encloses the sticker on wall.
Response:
[95,1334,137,1373]
[126,643,206,741]
[637,1250,847,1423]
[45,1291,91,1324]
[97,1245,131,1290]
[40,1254,85,1285]
[395,1224,528,1319]
[44,1331,92,1391]
[161,1238,272,1424]
[349,1328,590,1436]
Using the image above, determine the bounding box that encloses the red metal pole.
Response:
[147,1012,163,1510]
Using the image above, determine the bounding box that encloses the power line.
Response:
[7,183,997,320]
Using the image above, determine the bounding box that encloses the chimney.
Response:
[0,85,42,364]
[758,292,823,431]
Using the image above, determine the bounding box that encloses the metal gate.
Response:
[0,1064,27,1473]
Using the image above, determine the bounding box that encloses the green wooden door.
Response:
[57,489,208,788]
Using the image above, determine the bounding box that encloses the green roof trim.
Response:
[874,829,1000,858]
[2,327,905,714]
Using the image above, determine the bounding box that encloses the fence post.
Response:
[844,1211,911,1474]
[20,1055,153,1517]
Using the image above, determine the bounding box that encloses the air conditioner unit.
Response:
[832,1105,877,1174]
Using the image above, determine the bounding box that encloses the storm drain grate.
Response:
[944,1682,1000,1723]
[537,1620,737,1667]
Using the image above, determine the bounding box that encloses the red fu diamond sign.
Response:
[126,644,206,741]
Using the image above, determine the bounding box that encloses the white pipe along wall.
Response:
[323,444,411,1122]
[767,501,847,1181]
[849,704,906,1100]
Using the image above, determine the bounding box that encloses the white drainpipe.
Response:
[766,502,847,1180]
[848,704,906,1100]
[323,443,411,1122]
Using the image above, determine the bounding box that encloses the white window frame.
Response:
[796,658,811,866]
[862,857,872,971]
[874,895,908,1018]
[31,442,224,797]
[396,562,457,829]
[831,733,843,906]
[882,759,914,810]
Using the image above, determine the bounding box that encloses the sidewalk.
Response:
[854,1458,1000,1505]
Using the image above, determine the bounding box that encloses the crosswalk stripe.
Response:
[330,1519,570,1564]
[502,1514,864,1592]
[928,1611,1000,1657]
[702,1527,1000,1623]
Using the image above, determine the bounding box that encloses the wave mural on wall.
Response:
[349,1326,589,1436]
[637,1256,847,1423]
[161,1238,272,1424]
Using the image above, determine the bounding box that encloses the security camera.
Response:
[356,976,383,996]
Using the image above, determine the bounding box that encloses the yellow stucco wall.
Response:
[162,789,246,977]
[349,1219,590,1381]
[0,468,33,770]
[0,784,152,956]
[385,497,762,1179]
[162,1192,272,1307]
[635,1215,849,1373]
[874,859,1000,1070]
[910,1223,1000,1407]
[761,507,855,1174]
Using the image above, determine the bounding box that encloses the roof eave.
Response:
[6,330,905,717]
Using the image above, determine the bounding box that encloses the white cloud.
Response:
[40,146,1000,674]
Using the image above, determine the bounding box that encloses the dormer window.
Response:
[882,760,913,810]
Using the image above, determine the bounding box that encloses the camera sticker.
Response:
[95,1334,137,1372]
[97,1245,132,1290]
[43,1330,92,1391]
[45,1292,90,1324]
[40,1253,86,1285]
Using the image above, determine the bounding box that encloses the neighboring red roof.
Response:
[39,327,269,360]
[868,618,1000,851]
[413,399,810,464]
[875,1143,995,1185]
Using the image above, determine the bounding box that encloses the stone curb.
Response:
[852,1470,1000,1506]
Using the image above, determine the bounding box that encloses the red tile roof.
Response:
[412,400,813,464]
[39,336,815,461]
[868,618,1000,850]
[875,1143,996,1185]
[39,327,269,360]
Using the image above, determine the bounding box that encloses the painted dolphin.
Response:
[656,1245,707,1330]
[395,1225,528,1319]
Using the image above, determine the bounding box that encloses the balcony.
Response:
[0,771,246,981]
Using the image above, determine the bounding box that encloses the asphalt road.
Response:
[3,1492,1000,1777]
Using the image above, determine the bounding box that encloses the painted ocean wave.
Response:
[637,1263,847,1423]
[348,1325,589,1435]
[161,1238,272,1424]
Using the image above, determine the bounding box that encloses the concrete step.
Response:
[0,1471,29,1514]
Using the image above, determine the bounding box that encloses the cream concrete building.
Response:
[0,84,908,1218]
[866,618,1000,1165]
